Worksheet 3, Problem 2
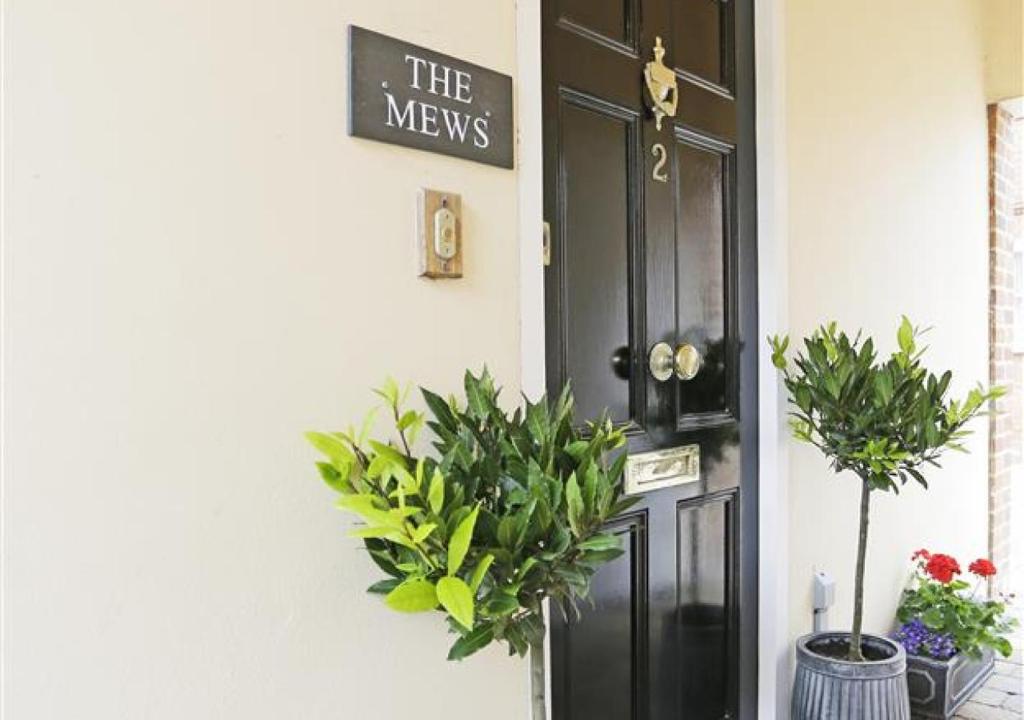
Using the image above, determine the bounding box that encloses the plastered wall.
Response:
[786,0,993,645]
[2,1,526,718]
[981,0,1024,103]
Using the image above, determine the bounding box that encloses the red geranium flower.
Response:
[968,558,997,577]
[911,548,931,561]
[924,553,961,584]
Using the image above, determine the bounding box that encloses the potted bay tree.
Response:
[769,319,1001,720]
[306,370,636,720]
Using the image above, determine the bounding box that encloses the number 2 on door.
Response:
[652,143,668,183]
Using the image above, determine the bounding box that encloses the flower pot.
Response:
[904,647,995,719]
[792,632,911,720]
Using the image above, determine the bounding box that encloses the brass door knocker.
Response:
[643,36,678,131]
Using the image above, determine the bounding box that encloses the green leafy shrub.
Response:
[768,319,1002,661]
[306,369,635,662]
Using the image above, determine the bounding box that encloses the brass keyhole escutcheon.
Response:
[643,36,678,131]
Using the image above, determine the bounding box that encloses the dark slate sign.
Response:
[348,26,514,169]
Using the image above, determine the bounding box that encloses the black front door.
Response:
[541,0,758,717]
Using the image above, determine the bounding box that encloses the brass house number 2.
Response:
[644,36,678,184]
[652,144,668,183]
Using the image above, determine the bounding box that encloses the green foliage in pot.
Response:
[306,369,635,713]
[768,319,1002,661]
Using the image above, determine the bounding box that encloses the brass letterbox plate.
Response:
[624,444,700,495]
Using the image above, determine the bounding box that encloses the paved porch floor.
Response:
[953,633,1023,720]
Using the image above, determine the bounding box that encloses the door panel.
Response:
[673,134,734,422]
[677,492,737,719]
[556,0,639,51]
[557,514,648,720]
[677,85,737,144]
[543,0,757,716]
[558,93,639,424]
[673,0,734,91]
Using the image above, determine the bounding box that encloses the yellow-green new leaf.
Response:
[415,459,425,492]
[366,454,394,482]
[374,377,400,408]
[436,576,474,630]
[897,316,915,355]
[347,526,394,539]
[393,465,417,493]
[349,526,417,550]
[357,407,379,447]
[305,431,353,467]
[335,493,383,517]
[411,523,437,544]
[316,461,350,494]
[397,410,421,432]
[447,505,480,576]
[427,470,445,514]
[406,414,426,447]
[469,553,494,593]
[385,579,438,613]
[335,494,403,530]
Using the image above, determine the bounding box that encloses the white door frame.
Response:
[515,1,790,715]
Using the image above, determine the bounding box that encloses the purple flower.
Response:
[895,619,956,660]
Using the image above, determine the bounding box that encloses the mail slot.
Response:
[623,444,700,495]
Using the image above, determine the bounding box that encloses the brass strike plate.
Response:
[417,189,463,279]
[624,444,700,495]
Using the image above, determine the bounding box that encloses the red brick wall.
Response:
[987,103,1022,592]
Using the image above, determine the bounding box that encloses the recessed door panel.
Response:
[673,0,734,91]
[557,0,638,51]
[677,493,737,719]
[557,515,646,720]
[674,135,735,421]
[558,92,637,425]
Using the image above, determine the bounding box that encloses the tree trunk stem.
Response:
[849,477,871,662]
[529,638,547,720]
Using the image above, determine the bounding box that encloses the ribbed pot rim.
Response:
[905,645,992,669]
[796,632,907,680]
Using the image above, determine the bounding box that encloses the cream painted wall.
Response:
[786,0,992,645]
[981,0,1023,102]
[2,1,526,718]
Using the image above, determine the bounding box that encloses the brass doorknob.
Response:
[673,343,702,381]
[648,342,702,382]
[648,342,675,382]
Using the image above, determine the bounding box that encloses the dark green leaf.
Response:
[367,578,401,594]
[448,625,495,661]
[566,473,584,537]
[421,388,459,432]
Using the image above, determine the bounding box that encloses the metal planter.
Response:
[792,632,911,720]
[905,647,995,719]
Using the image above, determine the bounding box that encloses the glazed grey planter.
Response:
[905,648,995,719]
[792,632,911,720]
